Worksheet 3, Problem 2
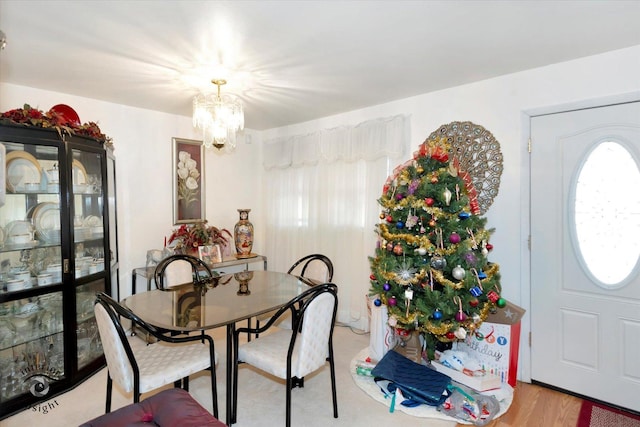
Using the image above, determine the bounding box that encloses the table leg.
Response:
[131,269,138,295]
[226,322,235,425]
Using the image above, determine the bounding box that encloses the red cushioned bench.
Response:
[79,388,225,427]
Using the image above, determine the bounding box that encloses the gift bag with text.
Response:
[454,321,521,387]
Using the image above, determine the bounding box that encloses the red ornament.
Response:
[445,331,455,340]
[386,215,393,223]
[369,274,376,281]
[486,243,494,251]
[425,197,435,206]
[469,298,479,307]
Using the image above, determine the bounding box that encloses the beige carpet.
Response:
[1,325,456,427]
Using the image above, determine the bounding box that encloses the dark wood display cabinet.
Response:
[0,124,119,419]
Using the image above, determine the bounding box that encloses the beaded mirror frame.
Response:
[427,121,504,214]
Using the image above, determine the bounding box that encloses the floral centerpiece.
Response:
[1,103,111,145]
[167,221,232,254]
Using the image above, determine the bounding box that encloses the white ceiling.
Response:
[1,1,639,130]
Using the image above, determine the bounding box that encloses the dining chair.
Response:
[255,254,334,335]
[93,292,219,418]
[232,282,338,427]
[154,254,215,290]
[286,254,334,284]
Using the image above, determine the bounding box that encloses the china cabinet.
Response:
[0,124,118,419]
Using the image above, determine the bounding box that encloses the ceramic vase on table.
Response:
[234,209,254,258]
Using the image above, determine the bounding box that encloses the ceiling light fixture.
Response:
[192,79,244,151]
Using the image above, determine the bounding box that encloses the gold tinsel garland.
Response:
[422,302,493,342]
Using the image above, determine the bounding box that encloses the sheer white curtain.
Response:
[263,115,409,330]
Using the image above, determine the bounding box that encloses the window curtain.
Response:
[263,115,409,330]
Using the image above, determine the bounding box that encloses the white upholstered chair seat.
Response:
[133,340,217,393]
[238,330,304,379]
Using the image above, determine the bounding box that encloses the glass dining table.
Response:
[121,270,314,426]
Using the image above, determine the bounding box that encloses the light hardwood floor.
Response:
[457,381,583,427]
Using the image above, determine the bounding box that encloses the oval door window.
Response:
[573,140,640,287]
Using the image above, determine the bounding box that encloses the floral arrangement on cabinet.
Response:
[167,222,232,254]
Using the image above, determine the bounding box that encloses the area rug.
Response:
[577,400,640,427]
[350,348,514,425]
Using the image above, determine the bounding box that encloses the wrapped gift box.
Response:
[431,359,502,392]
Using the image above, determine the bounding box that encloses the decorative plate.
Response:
[31,202,61,243]
[5,151,42,193]
[72,158,88,185]
[50,104,81,126]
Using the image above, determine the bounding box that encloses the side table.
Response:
[131,254,268,294]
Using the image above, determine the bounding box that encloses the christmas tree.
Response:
[369,136,503,359]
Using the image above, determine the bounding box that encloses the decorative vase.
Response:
[234,209,254,258]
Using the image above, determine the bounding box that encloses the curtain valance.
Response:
[263,114,409,169]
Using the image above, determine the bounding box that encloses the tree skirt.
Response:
[350,348,514,425]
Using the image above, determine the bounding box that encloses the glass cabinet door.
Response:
[71,148,105,278]
[0,141,65,403]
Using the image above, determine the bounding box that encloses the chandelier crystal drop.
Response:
[192,79,244,151]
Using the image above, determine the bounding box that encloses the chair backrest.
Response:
[287,283,338,377]
[154,254,214,290]
[287,254,334,283]
[93,292,139,393]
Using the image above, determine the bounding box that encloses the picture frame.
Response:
[172,137,205,224]
[198,244,222,265]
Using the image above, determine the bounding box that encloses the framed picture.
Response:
[172,137,205,224]
[198,244,222,265]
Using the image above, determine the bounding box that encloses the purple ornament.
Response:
[396,193,404,201]
[455,311,468,322]
[388,296,397,306]
[464,252,477,265]
[449,232,461,244]
[383,282,391,292]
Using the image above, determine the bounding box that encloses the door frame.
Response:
[519,91,640,384]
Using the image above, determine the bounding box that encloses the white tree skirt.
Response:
[349,348,514,425]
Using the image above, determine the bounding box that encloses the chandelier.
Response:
[192,79,244,151]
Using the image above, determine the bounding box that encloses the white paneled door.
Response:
[530,101,640,411]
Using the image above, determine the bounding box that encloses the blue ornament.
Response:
[432,309,443,320]
[458,212,471,220]
[470,286,483,297]
[478,271,487,279]
[374,299,382,307]
[396,221,404,229]
[383,282,391,292]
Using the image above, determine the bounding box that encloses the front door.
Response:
[530,101,640,411]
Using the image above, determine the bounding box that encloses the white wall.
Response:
[0,85,264,299]
[2,45,639,381]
